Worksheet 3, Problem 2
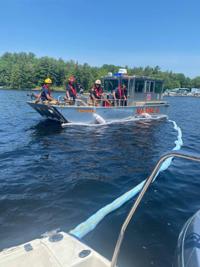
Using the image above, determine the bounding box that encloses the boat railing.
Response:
[28,93,164,108]
[57,95,65,103]
[56,93,128,107]
[111,151,200,267]
[59,96,128,107]
[28,91,129,107]
[44,96,128,107]
[56,97,87,106]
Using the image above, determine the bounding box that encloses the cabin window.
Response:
[135,80,144,93]
[128,79,134,95]
[104,79,119,92]
[155,81,163,93]
[150,81,154,92]
[145,81,150,92]
[122,79,128,87]
[145,81,154,92]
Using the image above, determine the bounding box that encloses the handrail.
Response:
[87,97,127,107]
[75,99,88,106]
[111,151,200,267]
[28,93,128,107]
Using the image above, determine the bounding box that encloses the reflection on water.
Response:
[30,120,63,136]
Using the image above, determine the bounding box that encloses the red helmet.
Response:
[68,76,75,82]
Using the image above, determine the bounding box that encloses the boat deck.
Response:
[0,232,110,267]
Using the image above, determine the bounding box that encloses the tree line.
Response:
[0,52,200,90]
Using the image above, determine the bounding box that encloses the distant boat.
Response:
[165,88,191,96]
[27,69,169,126]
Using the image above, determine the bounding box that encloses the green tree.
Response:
[0,51,197,90]
[192,76,200,88]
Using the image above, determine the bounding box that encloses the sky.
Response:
[1,0,200,77]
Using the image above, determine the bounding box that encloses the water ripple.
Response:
[0,91,199,267]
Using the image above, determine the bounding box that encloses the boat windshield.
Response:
[103,79,119,92]
[121,78,129,88]
[155,81,163,93]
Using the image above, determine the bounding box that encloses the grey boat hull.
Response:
[27,101,169,124]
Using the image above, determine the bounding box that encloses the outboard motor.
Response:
[176,210,200,267]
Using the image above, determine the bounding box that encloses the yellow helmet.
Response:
[44,78,52,84]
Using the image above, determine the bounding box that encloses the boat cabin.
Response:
[103,74,164,105]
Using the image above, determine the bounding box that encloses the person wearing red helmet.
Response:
[65,76,77,103]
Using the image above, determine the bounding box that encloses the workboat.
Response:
[1,152,200,267]
[27,70,169,126]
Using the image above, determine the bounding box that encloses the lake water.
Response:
[0,90,200,267]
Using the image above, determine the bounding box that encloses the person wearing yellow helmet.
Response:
[44,78,52,84]
[35,78,54,102]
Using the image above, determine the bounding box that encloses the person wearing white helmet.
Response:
[89,79,103,104]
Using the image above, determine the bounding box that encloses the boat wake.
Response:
[62,114,168,128]
[70,119,183,239]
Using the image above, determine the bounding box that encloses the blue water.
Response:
[0,90,200,267]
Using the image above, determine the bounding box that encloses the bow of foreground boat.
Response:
[0,231,110,267]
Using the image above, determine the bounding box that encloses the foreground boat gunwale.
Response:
[0,231,110,267]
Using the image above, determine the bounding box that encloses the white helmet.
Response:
[95,79,101,85]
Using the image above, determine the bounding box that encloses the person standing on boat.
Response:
[89,80,103,105]
[65,76,77,103]
[35,78,55,103]
[122,84,128,106]
[113,84,126,106]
